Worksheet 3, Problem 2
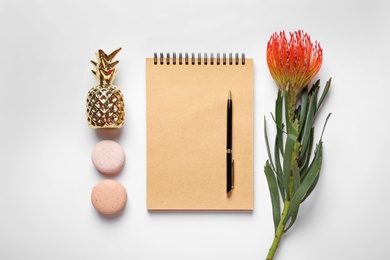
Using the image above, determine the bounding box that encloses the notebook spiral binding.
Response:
[154,53,245,65]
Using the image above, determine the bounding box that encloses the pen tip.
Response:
[228,90,231,99]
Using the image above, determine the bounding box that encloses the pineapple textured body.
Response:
[86,84,125,128]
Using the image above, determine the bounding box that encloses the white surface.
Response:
[0,0,389,259]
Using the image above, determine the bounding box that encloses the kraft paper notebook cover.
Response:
[146,53,253,210]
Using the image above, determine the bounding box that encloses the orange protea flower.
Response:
[267,30,323,95]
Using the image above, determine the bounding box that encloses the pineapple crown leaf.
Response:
[97,48,122,62]
[91,48,122,85]
[98,68,117,84]
[101,58,110,69]
[108,60,120,69]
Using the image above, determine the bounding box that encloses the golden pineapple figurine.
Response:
[86,48,125,128]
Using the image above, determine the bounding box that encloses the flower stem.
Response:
[287,90,298,125]
[266,200,291,260]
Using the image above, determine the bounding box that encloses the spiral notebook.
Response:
[146,53,253,210]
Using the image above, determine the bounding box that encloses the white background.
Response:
[0,0,389,259]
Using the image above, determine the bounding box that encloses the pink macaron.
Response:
[91,140,125,175]
[91,180,127,215]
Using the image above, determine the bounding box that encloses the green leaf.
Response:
[299,128,314,172]
[301,113,330,181]
[275,90,283,125]
[300,139,321,182]
[301,141,322,202]
[295,105,301,121]
[264,117,275,172]
[285,154,302,232]
[274,136,286,201]
[292,159,301,194]
[300,114,331,202]
[283,153,322,224]
[300,87,318,157]
[298,88,309,134]
[275,90,284,155]
[284,93,291,134]
[283,127,298,200]
[265,161,281,232]
[301,173,320,203]
[310,79,321,96]
[317,78,331,112]
[320,113,332,141]
[284,204,299,232]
